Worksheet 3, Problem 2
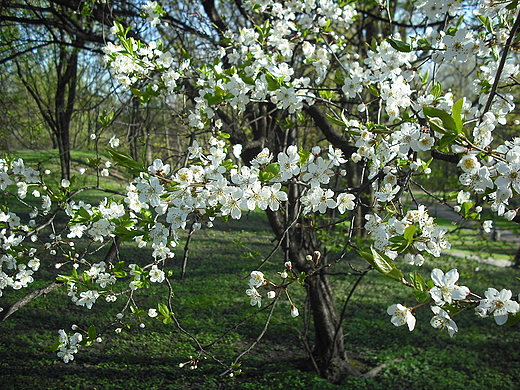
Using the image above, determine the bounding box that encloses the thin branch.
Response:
[482,11,520,116]
[224,293,281,375]
[0,281,64,322]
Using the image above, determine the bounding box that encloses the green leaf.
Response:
[326,113,347,127]
[413,290,430,303]
[87,157,101,167]
[265,73,281,91]
[404,225,417,242]
[367,84,380,97]
[388,236,409,253]
[108,149,145,174]
[431,82,442,99]
[409,271,427,291]
[504,311,520,326]
[204,92,224,106]
[45,341,62,352]
[452,98,464,133]
[259,163,281,182]
[78,207,91,220]
[130,305,147,317]
[460,201,474,218]
[358,247,404,281]
[369,38,378,52]
[219,132,230,139]
[264,163,280,176]
[423,106,457,134]
[298,148,311,165]
[416,38,431,50]
[438,134,459,152]
[81,272,90,284]
[421,70,430,85]
[56,275,75,283]
[157,302,170,317]
[221,159,235,171]
[88,325,97,340]
[478,15,493,33]
[387,38,412,52]
[297,272,307,285]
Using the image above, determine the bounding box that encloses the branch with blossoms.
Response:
[387,268,520,337]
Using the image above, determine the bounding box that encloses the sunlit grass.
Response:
[1,207,519,389]
[1,154,520,389]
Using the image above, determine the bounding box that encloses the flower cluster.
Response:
[56,329,83,363]
[365,205,450,261]
[388,268,520,337]
[244,261,299,318]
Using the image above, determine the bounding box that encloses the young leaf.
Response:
[326,113,347,127]
[413,290,430,303]
[387,38,413,52]
[409,271,427,291]
[358,247,404,281]
[423,106,457,134]
[404,225,417,242]
[88,325,97,340]
[452,98,464,133]
[158,302,170,317]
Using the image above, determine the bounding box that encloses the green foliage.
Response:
[1,219,519,389]
[358,247,404,282]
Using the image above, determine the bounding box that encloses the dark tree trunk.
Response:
[306,270,361,382]
[266,183,361,383]
[15,40,80,181]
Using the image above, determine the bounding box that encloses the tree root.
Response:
[361,358,404,378]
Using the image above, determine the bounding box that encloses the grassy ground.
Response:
[1,209,520,390]
[1,150,520,389]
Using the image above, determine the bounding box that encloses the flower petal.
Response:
[444,268,459,285]
[431,268,445,286]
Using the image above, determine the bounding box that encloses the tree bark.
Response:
[266,188,361,382]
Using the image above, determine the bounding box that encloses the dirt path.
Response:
[428,202,518,268]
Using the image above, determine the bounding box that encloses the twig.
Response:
[223,293,281,376]
[482,10,520,116]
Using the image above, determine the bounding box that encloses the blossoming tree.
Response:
[2,0,520,383]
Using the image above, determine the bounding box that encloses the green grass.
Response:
[10,149,129,199]
[432,216,518,261]
[1,208,520,390]
[1,153,520,389]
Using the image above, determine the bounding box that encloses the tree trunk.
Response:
[306,270,361,382]
[54,39,81,181]
[267,200,361,383]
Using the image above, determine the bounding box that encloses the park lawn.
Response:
[10,149,130,197]
[1,150,519,389]
[0,208,519,390]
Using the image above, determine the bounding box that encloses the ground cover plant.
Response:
[1,210,519,389]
